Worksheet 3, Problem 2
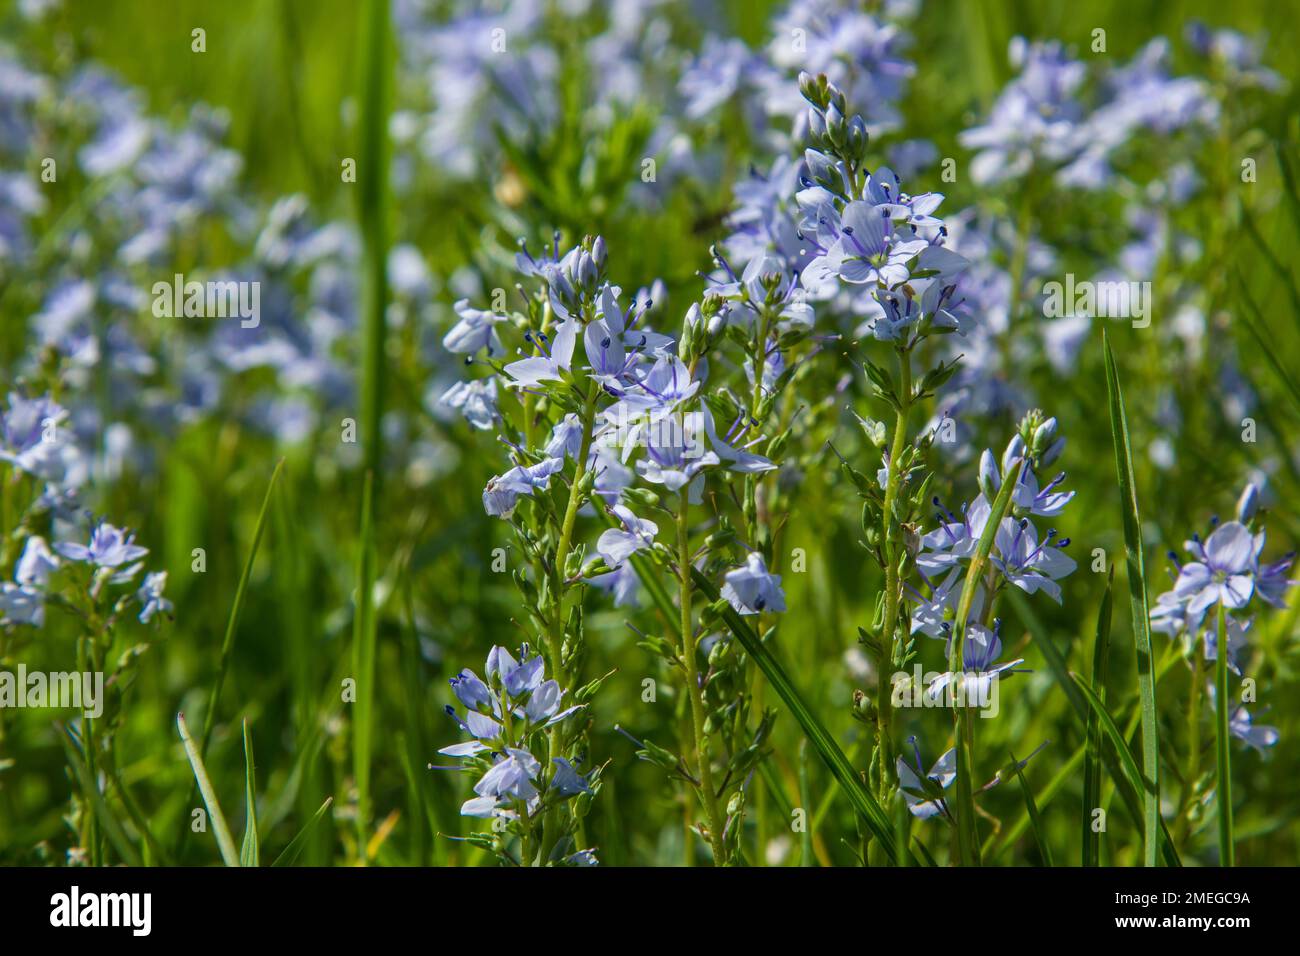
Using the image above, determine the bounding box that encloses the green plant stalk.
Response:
[60,728,140,867]
[1177,645,1205,847]
[1214,603,1234,866]
[358,0,391,485]
[75,631,101,866]
[547,377,601,681]
[1083,573,1114,866]
[875,346,912,799]
[688,566,902,862]
[352,470,378,850]
[1103,330,1160,867]
[679,490,726,864]
[947,457,1022,866]
[537,375,600,864]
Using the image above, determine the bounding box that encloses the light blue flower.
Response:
[55,523,149,569]
[439,377,499,431]
[1173,521,1256,619]
[722,552,786,615]
[596,504,658,569]
[482,457,565,518]
[504,317,578,389]
[896,737,956,819]
[136,571,172,624]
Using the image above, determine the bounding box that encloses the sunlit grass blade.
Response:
[689,566,903,863]
[272,797,335,868]
[948,456,1023,866]
[240,719,260,868]
[352,470,378,849]
[1102,329,1160,867]
[1214,604,1234,865]
[1084,571,1115,866]
[1011,752,1053,866]
[178,712,240,866]
[199,458,285,757]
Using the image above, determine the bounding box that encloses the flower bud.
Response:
[1236,482,1259,522]
[807,106,827,140]
[978,448,999,500]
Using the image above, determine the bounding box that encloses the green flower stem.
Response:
[948,457,1023,865]
[76,629,102,866]
[874,346,913,798]
[536,373,601,864]
[678,489,726,864]
[1177,645,1205,847]
[547,377,601,682]
[1214,603,1234,865]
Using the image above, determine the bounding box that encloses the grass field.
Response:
[1,0,1298,867]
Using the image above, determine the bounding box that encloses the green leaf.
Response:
[240,720,260,868]
[178,712,240,867]
[271,797,335,868]
[1102,329,1160,867]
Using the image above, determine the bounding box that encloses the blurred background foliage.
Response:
[2,0,1298,866]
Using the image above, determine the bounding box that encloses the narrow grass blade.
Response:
[1236,272,1300,416]
[1274,140,1300,237]
[949,457,1023,866]
[1242,214,1300,329]
[1007,589,1182,866]
[689,566,902,863]
[272,797,335,867]
[1011,752,1053,866]
[178,712,240,866]
[1070,676,1181,866]
[1214,604,1234,866]
[352,470,379,846]
[200,458,285,757]
[1102,329,1160,867]
[1084,572,1115,866]
[240,720,260,868]
[987,741,1085,861]
[1070,676,1154,807]
[798,740,816,867]
[357,0,391,483]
